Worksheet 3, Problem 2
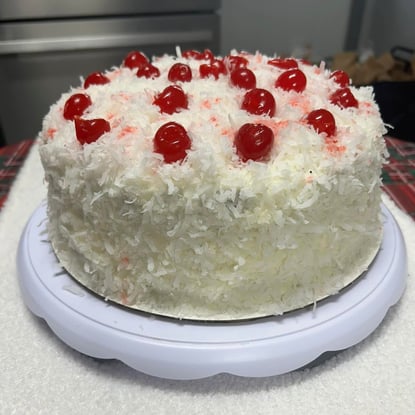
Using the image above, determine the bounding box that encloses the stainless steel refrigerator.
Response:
[0,0,220,145]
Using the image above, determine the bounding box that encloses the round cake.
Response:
[38,48,387,320]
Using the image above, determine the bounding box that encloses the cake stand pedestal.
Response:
[17,203,407,380]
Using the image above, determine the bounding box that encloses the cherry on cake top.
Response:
[154,122,191,163]
[153,85,188,114]
[83,72,110,89]
[267,57,298,70]
[168,63,192,82]
[241,88,276,117]
[136,63,160,79]
[74,117,110,145]
[230,67,256,90]
[224,55,249,72]
[330,70,351,87]
[235,123,275,162]
[58,49,361,163]
[63,93,92,121]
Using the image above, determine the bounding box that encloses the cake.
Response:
[38,48,387,320]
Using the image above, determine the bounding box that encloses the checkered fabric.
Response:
[382,136,415,219]
[0,140,34,209]
[1,137,415,220]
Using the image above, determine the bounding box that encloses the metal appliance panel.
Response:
[0,12,219,144]
[0,15,217,54]
[0,0,220,20]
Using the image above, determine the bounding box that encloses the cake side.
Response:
[38,50,387,319]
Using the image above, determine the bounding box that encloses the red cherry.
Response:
[182,49,203,60]
[154,122,191,163]
[182,49,213,60]
[74,117,110,145]
[267,58,298,70]
[234,123,274,162]
[199,63,220,79]
[123,51,149,69]
[153,85,188,114]
[230,68,256,89]
[306,109,336,137]
[84,72,110,89]
[210,59,227,75]
[330,70,350,87]
[241,88,276,117]
[225,55,249,72]
[330,88,358,108]
[63,93,92,120]
[275,69,307,92]
[168,63,192,82]
[202,49,214,61]
[136,63,160,79]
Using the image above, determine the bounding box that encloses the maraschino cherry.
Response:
[230,68,256,89]
[212,59,227,74]
[267,58,298,70]
[154,122,191,163]
[136,63,160,79]
[123,51,149,69]
[199,60,226,79]
[63,94,92,120]
[234,123,274,162]
[84,72,110,89]
[201,49,215,61]
[275,69,307,92]
[182,49,202,60]
[74,117,110,145]
[241,88,276,117]
[306,109,336,137]
[168,63,192,82]
[153,85,188,114]
[182,49,213,60]
[330,70,350,87]
[225,55,248,72]
[330,88,358,108]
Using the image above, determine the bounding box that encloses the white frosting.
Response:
[38,50,387,319]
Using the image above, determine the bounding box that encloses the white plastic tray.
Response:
[17,203,407,379]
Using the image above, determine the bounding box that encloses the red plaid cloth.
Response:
[1,137,415,219]
[0,140,34,209]
[382,136,415,219]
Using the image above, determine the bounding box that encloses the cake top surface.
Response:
[39,48,386,197]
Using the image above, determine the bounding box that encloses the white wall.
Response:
[219,0,352,61]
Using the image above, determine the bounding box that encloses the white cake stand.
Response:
[17,203,407,380]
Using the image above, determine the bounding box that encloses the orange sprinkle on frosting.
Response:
[325,137,346,154]
[47,128,57,139]
[118,125,138,139]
